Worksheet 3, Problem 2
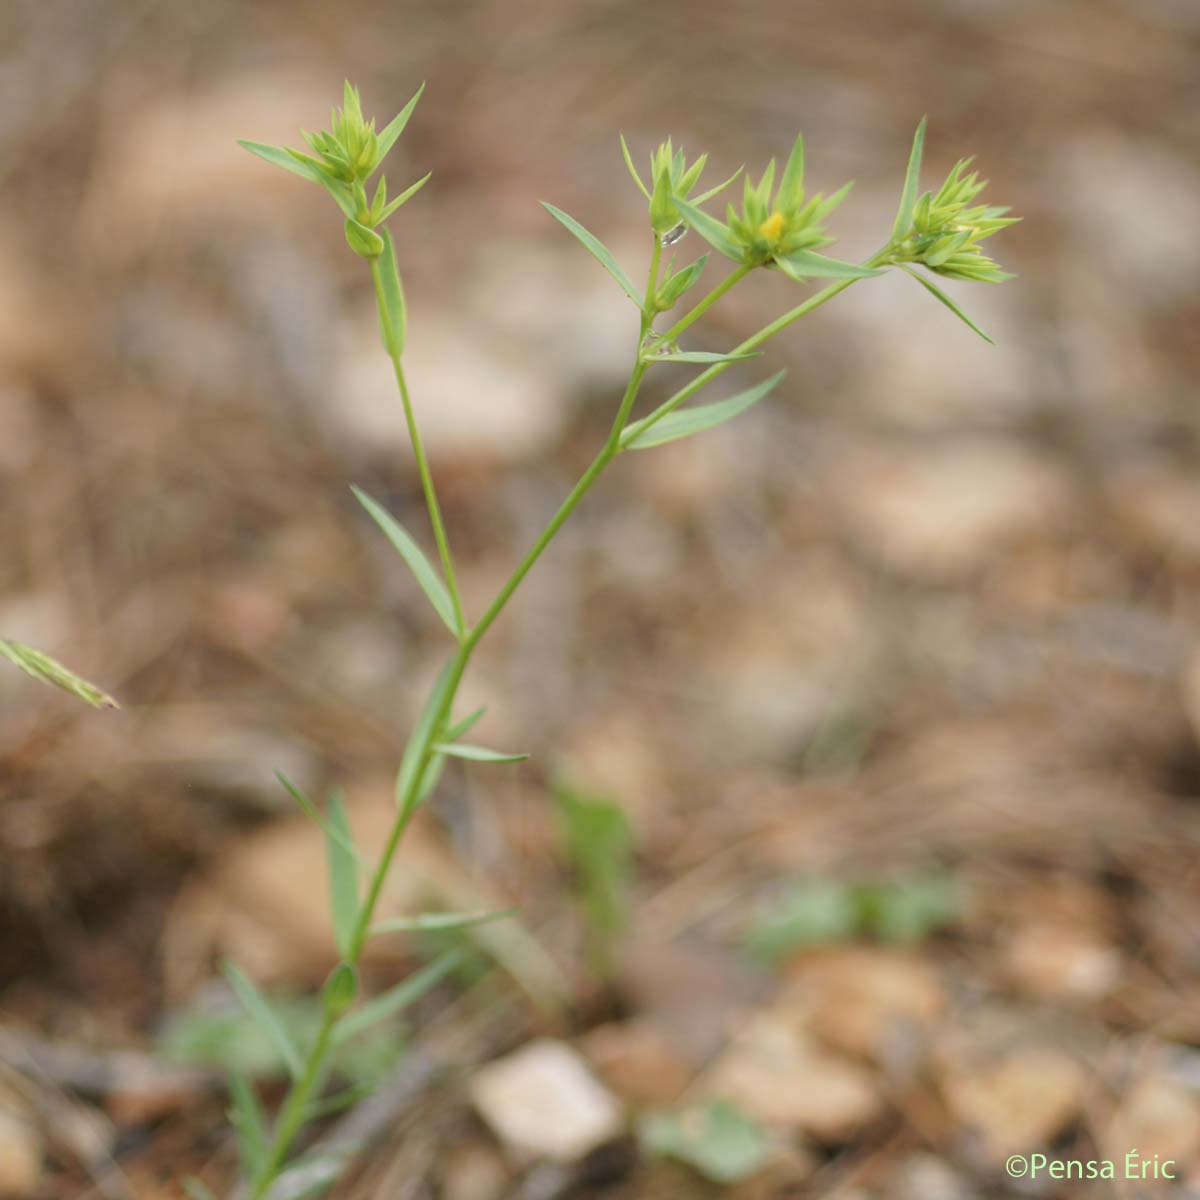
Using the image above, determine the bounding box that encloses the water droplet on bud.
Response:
[660,224,687,247]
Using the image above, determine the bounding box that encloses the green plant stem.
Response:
[250,1017,336,1198]
[655,264,751,347]
[631,247,890,443]
[369,261,466,639]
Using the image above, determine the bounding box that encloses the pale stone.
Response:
[468,1039,624,1164]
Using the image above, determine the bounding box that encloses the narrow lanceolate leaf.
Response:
[432,742,530,764]
[622,371,785,451]
[372,908,518,935]
[0,639,118,709]
[276,773,366,868]
[644,349,761,365]
[325,792,359,958]
[415,750,447,807]
[541,203,643,309]
[671,196,740,262]
[773,250,884,281]
[183,1178,218,1200]
[238,141,358,218]
[898,265,995,344]
[373,230,407,357]
[238,140,321,182]
[376,82,426,163]
[891,116,928,239]
[777,131,806,212]
[377,171,432,222]
[222,961,303,1080]
[445,706,486,741]
[395,657,456,810]
[619,134,651,199]
[332,949,465,1045]
[351,487,457,635]
[227,1072,267,1181]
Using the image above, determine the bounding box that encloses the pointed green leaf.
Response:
[373,230,407,356]
[222,961,303,1079]
[622,371,785,451]
[227,1072,267,1181]
[375,82,426,163]
[898,265,995,344]
[416,750,447,807]
[276,773,366,868]
[238,140,320,182]
[693,165,743,205]
[671,196,741,262]
[325,792,359,957]
[396,657,456,810]
[773,250,883,281]
[0,639,118,709]
[183,1178,218,1200]
[432,742,529,764]
[372,908,518,935]
[332,949,465,1045]
[541,203,643,309]
[644,349,761,365]
[777,131,806,211]
[446,706,486,741]
[377,171,431,222]
[891,116,927,239]
[619,134,651,199]
[351,487,456,635]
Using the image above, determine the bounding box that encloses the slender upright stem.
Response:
[370,260,466,638]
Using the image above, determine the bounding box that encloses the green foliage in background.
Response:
[554,778,633,975]
[641,1099,772,1184]
[744,870,965,963]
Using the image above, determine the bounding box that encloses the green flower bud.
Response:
[345,218,385,259]
[321,962,358,1017]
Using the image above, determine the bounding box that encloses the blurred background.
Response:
[2,0,1199,1196]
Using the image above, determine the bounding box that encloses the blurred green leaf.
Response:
[744,879,859,962]
[445,707,486,740]
[432,741,529,764]
[395,657,456,810]
[333,949,464,1045]
[351,487,456,635]
[227,1072,267,1181]
[325,792,359,958]
[745,871,965,963]
[856,871,963,943]
[183,1178,218,1200]
[222,961,303,1079]
[372,908,517,935]
[541,203,643,309]
[276,773,366,869]
[555,779,631,975]
[644,349,761,364]
[0,638,118,709]
[641,1100,771,1184]
[622,371,784,450]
